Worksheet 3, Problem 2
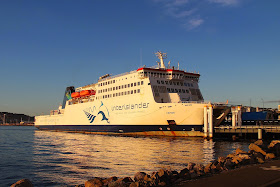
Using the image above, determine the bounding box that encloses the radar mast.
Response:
[155,51,167,69]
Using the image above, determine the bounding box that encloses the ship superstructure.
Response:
[35,52,216,136]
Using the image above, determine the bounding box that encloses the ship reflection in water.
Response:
[32,131,249,186]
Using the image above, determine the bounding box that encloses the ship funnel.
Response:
[62,86,75,109]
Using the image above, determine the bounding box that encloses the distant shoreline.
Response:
[0,123,34,126]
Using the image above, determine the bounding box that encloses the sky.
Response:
[0,0,279,116]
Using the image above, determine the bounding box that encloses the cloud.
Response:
[186,18,204,30]
[208,0,239,6]
[152,0,241,31]
[167,8,197,18]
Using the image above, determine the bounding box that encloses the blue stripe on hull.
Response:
[35,125,203,133]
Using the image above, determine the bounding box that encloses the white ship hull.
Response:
[35,52,213,137]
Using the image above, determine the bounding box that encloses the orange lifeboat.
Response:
[71,92,80,98]
[80,90,91,97]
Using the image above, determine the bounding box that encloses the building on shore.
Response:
[0,112,34,125]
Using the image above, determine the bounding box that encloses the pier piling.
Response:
[258,129,263,140]
[204,105,213,139]
[204,106,208,138]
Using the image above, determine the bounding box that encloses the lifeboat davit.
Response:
[71,92,80,98]
[90,90,96,95]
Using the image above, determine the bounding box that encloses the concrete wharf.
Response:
[215,124,280,134]
[214,124,280,140]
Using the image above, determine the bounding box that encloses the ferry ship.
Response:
[35,52,226,136]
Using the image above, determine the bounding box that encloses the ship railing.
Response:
[139,65,199,75]
[99,70,137,82]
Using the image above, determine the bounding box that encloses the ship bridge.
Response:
[137,51,203,103]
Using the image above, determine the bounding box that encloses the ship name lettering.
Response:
[112,102,149,111]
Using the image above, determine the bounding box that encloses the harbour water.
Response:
[0,126,251,186]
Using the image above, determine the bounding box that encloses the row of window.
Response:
[167,88,190,93]
[98,81,144,93]
[98,79,116,87]
[139,71,199,80]
[97,89,141,99]
[156,80,194,87]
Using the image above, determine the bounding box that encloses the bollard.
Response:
[258,128,262,140]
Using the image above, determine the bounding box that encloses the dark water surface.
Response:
[0,126,251,186]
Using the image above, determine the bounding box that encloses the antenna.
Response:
[140,48,142,67]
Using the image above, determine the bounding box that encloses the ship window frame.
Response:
[131,90,133,94]
[134,82,136,86]
[128,84,130,88]
[138,82,140,86]
[131,83,133,87]
[134,89,136,94]
[141,81,143,85]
